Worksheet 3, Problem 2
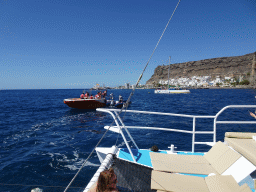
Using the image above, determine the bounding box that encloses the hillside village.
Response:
[110,75,249,89]
[156,75,249,88]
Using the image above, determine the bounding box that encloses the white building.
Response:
[125,83,130,89]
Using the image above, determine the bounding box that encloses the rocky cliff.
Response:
[146,52,256,85]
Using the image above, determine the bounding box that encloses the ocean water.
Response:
[1,88,256,192]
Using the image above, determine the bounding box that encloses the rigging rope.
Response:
[63,126,112,192]
[64,0,181,191]
[122,0,181,111]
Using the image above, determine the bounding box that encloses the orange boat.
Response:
[63,98,106,109]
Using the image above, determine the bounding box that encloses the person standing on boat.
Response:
[95,92,100,99]
[119,95,123,103]
[103,90,107,98]
[84,92,89,99]
[110,93,114,100]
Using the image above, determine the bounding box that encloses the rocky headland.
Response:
[146,52,256,86]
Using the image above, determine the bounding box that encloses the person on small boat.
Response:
[80,92,85,99]
[89,94,94,99]
[88,168,118,192]
[118,95,123,103]
[84,92,89,99]
[95,92,101,99]
[103,90,107,98]
[110,93,114,100]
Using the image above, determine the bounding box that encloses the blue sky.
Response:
[1,0,255,89]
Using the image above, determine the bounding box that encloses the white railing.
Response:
[97,105,256,160]
[83,146,118,192]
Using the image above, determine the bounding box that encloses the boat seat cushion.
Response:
[150,141,241,175]
[225,136,256,166]
[150,150,214,175]
[151,157,217,175]
[210,147,241,174]
[204,141,232,164]
[225,132,256,139]
[150,152,208,164]
[151,171,251,192]
[205,174,240,192]
[151,170,209,192]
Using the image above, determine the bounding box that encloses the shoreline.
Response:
[1,86,255,91]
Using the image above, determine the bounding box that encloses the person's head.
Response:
[96,168,117,192]
[150,145,159,152]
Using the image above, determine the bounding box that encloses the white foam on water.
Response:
[64,164,79,170]
[49,142,56,146]
[47,153,54,158]
[117,141,126,147]
[73,151,79,159]
[64,160,100,170]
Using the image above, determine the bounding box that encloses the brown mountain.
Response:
[146,52,256,85]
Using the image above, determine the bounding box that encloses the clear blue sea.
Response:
[1,89,256,191]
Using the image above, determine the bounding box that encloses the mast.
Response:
[168,56,171,89]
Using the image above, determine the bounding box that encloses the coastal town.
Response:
[93,74,251,90]
[152,75,250,89]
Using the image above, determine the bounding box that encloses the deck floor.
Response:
[118,148,167,167]
[118,149,205,167]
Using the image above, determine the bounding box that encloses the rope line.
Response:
[64,0,181,191]
[63,126,112,192]
[122,0,181,111]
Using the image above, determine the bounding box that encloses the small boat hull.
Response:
[106,100,132,108]
[63,98,106,109]
[115,101,132,108]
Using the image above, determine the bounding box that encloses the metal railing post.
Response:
[97,109,137,163]
[192,117,196,153]
[213,117,217,143]
[114,111,139,150]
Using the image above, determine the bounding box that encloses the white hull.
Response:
[154,89,190,94]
